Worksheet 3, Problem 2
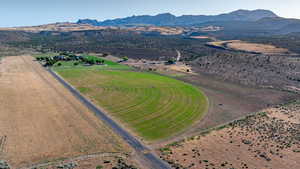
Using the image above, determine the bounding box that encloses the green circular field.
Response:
[58,69,208,140]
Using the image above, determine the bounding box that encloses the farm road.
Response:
[48,66,171,168]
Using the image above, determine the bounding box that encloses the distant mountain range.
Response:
[2,9,298,37]
[76,9,300,35]
[77,9,278,26]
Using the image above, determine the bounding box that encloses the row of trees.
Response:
[36,53,107,67]
[36,57,58,66]
[82,56,105,65]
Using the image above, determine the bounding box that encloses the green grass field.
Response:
[56,68,208,140]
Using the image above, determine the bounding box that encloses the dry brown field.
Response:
[26,153,138,169]
[227,40,289,54]
[0,56,132,168]
[209,40,289,54]
[159,102,300,169]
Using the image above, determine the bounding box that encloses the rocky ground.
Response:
[159,101,300,169]
[193,52,300,93]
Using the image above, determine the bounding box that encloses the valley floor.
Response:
[119,56,300,146]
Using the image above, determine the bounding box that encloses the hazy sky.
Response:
[0,0,299,27]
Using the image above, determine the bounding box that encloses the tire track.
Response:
[0,135,7,157]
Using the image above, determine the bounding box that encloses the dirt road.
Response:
[176,50,181,62]
[0,56,131,168]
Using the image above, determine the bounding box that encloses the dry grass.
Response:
[159,103,300,169]
[209,40,289,54]
[26,153,139,169]
[0,56,131,168]
[227,40,289,54]
[0,23,110,33]
[127,26,184,35]
[0,23,184,35]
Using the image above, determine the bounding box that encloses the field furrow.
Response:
[57,69,208,140]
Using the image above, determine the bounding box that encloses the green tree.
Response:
[122,56,129,61]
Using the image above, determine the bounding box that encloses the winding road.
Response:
[176,50,181,62]
[48,69,171,169]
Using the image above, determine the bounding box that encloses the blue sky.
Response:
[0,0,299,27]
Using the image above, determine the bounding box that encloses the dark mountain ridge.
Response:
[77,9,300,35]
[77,9,278,26]
[197,17,300,37]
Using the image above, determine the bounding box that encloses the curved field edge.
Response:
[56,69,208,140]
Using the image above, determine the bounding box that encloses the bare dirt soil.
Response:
[152,71,300,146]
[180,73,299,130]
[159,102,300,169]
[0,56,132,168]
[124,58,195,75]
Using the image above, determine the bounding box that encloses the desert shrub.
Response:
[167,141,182,147]
[258,112,267,117]
[216,124,228,130]
[160,147,171,152]
[165,59,176,65]
[122,56,129,61]
[96,165,103,169]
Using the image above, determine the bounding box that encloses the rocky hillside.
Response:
[193,52,300,92]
